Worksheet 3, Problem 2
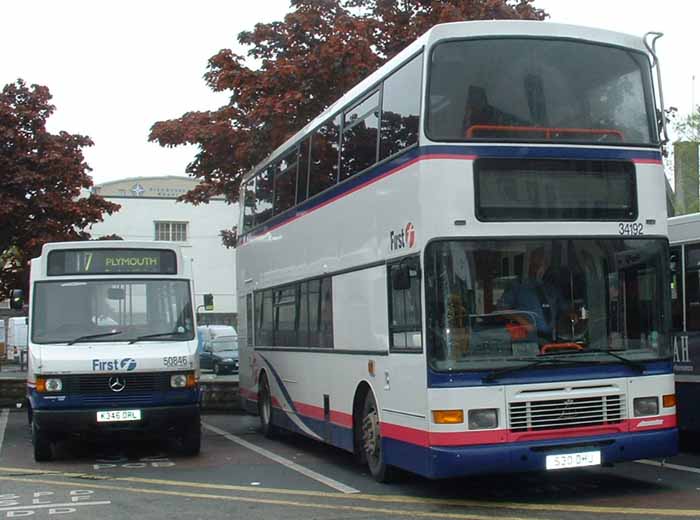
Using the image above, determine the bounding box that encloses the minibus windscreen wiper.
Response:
[67,330,123,345]
[129,330,184,344]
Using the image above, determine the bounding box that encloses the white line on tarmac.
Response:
[0,501,111,512]
[637,459,700,475]
[202,422,360,495]
[0,409,8,457]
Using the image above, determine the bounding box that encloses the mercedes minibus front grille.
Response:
[509,394,626,432]
[62,373,171,395]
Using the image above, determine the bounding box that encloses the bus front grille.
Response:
[62,373,171,395]
[508,395,626,432]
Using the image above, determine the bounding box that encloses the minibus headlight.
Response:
[170,374,188,388]
[468,409,499,430]
[634,397,659,417]
[37,377,62,393]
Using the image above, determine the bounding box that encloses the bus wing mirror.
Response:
[392,266,411,291]
[204,293,214,311]
[9,289,24,310]
[107,288,126,300]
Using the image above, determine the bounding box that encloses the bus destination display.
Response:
[47,249,177,276]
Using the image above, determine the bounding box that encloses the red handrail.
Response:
[465,124,624,140]
[541,343,584,354]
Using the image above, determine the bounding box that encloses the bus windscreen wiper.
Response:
[67,330,123,345]
[589,349,646,373]
[482,357,585,383]
[129,330,184,344]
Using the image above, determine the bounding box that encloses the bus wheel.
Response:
[258,374,277,438]
[361,392,395,483]
[32,420,53,462]
[181,422,201,456]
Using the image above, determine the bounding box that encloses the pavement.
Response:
[3,409,700,519]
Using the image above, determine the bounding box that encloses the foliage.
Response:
[149,0,546,246]
[668,105,700,142]
[0,79,120,297]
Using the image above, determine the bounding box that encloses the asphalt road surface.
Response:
[2,409,700,520]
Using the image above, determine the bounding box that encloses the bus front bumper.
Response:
[32,404,200,440]
[384,428,678,479]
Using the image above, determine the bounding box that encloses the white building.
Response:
[90,176,239,325]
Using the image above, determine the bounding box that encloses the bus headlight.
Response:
[170,374,188,388]
[37,377,63,393]
[634,397,659,417]
[170,373,197,389]
[468,409,499,430]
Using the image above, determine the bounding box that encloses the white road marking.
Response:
[202,422,360,495]
[0,501,111,512]
[0,410,8,457]
[637,459,700,475]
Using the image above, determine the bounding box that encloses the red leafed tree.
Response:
[150,0,546,245]
[0,79,120,298]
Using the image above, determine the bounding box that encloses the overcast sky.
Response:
[1,0,696,185]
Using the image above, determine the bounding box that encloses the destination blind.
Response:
[47,249,177,275]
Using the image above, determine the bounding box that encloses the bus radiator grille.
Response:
[508,394,626,432]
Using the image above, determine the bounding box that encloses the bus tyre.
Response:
[258,373,277,438]
[32,421,53,462]
[361,392,396,483]
[181,422,201,456]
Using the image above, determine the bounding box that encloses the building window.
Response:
[155,221,188,242]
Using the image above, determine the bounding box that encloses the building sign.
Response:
[47,249,177,276]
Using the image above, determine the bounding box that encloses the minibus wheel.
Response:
[31,420,52,462]
[181,422,201,456]
[361,392,396,483]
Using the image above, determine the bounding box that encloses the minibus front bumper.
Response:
[32,404,200,439]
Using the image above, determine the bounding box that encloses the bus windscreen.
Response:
[47,249,177,276]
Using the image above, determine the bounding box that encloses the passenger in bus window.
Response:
[497,248,570,344]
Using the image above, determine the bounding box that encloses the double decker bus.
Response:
[15,241,201,461]
[237,21,677,480]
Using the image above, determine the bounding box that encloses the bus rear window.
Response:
[475,158,636,221]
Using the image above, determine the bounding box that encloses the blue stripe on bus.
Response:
[239,144,662,244]
[427,360,673,388]
[383,427,677,479]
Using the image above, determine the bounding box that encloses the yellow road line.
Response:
[1,466,700,518]
[0,476,536,520]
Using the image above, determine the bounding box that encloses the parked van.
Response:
[196,325,237,354]
[6,317,28,362]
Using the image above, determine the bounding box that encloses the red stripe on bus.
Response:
[330,410,354,428]
[381,422,430,447]
[292,401,354,428]
[633,158,663,164]
[380,415,676,447]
